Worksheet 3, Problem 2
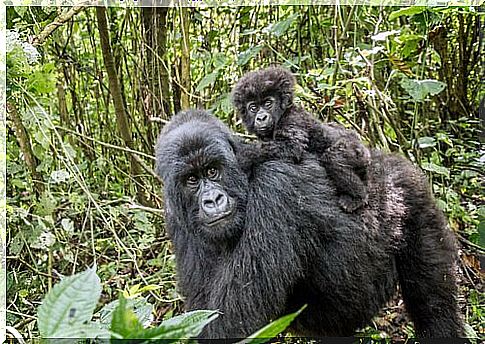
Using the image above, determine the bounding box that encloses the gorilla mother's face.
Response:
[181,150,236,228]
[156,120,248,241]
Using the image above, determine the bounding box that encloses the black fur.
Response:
[232,66,370,212]
[155,110,464,340]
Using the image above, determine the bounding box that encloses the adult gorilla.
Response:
[155,110,463,339]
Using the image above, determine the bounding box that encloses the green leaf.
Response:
[36,191,57,217]
[60,218,74,233]
[417,136,436,149]
[463,323,479,339]
[213,53,229,70]
[50,170,70,184]
[48,323,110,339]
[264,13,299,37]
[237,305,307,344]
[371,30,400,41]
[196,71,218,92]
[421,162,450,177]
[129,310,219,341]
[389,6,427,21]
[99,296,153,328]
[38,266,102,337]
[400,78,446,101]
[237,46,263,66]
[110,295,144,338]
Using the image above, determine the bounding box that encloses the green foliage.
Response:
[37,266,105,338]
[389,6,427,21]
[400,78,446,101]
[37,268,300,342]
[263,13,299,37]
[237,46,263,66]
[196,71,219,92]
[238,305,306,344]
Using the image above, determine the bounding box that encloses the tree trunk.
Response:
[7,102,44,195]
[179,7,191,109]
[96,6,148,205]
[142,6,170,148]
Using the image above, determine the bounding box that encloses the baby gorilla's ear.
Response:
[279,81,294,110]
[276,70,295,110]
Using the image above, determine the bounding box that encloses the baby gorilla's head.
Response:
[232,67,295,141]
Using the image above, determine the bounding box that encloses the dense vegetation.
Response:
[6,5,484,340]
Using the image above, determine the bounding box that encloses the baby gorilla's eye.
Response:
[248,103,258,113]
[264,98,273,108]
[186,175,199,186]
[207,167,219,179]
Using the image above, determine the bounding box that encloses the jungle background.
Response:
[6,4,484,340]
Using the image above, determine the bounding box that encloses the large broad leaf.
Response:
[237,46,263,66]
[38,266,102,337]
[400,78,446,101]
[237,305,307,344]
[389,6,427,21]
[417,136,436,149]
[264,13,299,37]
[47,324,110,340]
[195,71,219,92]
[421,162,450,177]
[127,310,219,341]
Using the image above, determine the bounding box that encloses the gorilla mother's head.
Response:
[155,110,248,243]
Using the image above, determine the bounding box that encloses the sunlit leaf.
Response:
[128,310,219,341]
[264,13,299,37]
[196,71,218,92]
[418,137,436,149]
[237,46,263,66]
[237,305,306,344]
[371,30,400,41]
[111,295,144,338]
[400,78,446,101]
[38,266,101,337]
[421,162,450,177]
[389,6,427,21]
[99,296,153,329]
[50,170,70,184]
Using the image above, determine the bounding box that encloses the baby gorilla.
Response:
[232,66,369,212]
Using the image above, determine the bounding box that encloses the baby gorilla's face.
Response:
[244,95,285,141]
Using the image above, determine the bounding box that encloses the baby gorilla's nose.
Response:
[255,112,268,124]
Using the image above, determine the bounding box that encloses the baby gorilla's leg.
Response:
[323,138,370,212]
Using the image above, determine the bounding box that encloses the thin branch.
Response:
[33,3,90,46]
[56,126,155,161]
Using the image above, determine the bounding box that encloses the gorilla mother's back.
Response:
[155,110,463,339]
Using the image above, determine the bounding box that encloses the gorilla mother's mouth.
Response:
[204,209,234,227]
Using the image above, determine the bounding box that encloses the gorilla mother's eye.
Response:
[186,174,199,187]
[247,103,258,113]
[207,167,219,180]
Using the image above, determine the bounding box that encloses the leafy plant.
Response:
[37,267,303,342]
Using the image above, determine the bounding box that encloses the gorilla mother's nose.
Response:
[201,189,229,215]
